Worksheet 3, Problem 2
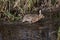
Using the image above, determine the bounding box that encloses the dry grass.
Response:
[0,0,59,22]
[0,0,38,22]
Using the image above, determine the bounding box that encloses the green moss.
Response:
[51,0,56,5]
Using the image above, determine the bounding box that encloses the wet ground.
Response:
[0,22,57,40]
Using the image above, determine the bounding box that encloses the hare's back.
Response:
[24,14,38,18]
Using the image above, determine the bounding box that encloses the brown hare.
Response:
[22,10,44,23]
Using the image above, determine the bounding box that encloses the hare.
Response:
[22,10,44,23]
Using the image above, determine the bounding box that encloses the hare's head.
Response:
[39,10,45,19]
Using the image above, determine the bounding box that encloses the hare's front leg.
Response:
[22,18,26,22]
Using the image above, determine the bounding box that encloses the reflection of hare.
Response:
[22,10,44,23]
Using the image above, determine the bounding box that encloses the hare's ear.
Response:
[39,10,41,15]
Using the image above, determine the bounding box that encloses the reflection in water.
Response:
[0,33,2,40]
[2,27,49,40]
[19,28,40,40]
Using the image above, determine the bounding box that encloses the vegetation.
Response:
[0,0,60,40]
[0,0,39,22]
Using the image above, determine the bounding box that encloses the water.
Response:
[0,33,2,40]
